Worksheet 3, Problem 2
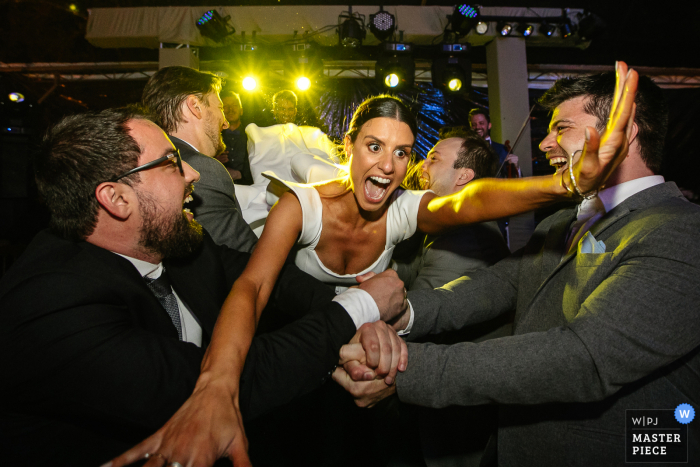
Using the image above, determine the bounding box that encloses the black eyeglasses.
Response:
[109,149,184,183]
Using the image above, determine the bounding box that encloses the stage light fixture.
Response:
[497,22,513,36]
[296,77,311,91]
[375,42,414,91]
[196,10,235,43]
[242,77,257,91]
[559,21,575,38]
[540,22,557,37]
[517,23,534,37]
[431,43,471,96]
[8,92,25,103]
[475,21,489,35]
[451,4,480,35]
[384,73,399,88]
[338,7,366,48]
[369,7,396,42]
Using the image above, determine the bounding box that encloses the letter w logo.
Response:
[679,410,691,419]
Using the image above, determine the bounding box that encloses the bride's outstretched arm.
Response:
[418,63,638,235]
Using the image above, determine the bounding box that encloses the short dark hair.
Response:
[538,72,668,173]
[468,108,490,123]
[273,90,298,107]
[438,126,499,179]
[35,107,150,240]
[142,66,222,134]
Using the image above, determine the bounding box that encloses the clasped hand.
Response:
[333,320,408,408]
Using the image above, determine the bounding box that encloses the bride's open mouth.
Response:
[364,175,392,203]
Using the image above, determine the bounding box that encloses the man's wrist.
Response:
[396,299,415,335]
[333,288,381,329]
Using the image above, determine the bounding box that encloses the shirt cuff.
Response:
[397,299,415,336]
[332,288,381,330]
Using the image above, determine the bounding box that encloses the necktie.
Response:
[565,197,605,254]
[144,269,183,340]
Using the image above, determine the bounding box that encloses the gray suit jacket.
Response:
[399,182,700,466]
[171,136,258,253]
[395,221,509,291]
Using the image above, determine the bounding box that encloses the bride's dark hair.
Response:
[345,94,418,144]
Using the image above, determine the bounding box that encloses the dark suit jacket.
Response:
[0,230,356,466]
[399,182,700,466]
[221,127,254,186]
[490,139,508,164]
[171,136,258,253]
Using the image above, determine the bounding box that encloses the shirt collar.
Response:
[597,175,665,213]
[179,138,199,154]
[115,253,163,280]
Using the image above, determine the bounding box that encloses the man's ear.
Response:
[184,95,203,120]
[456,168,475,187]
[94,182,134,221]
[487,122,492,131]
[627,121,639,146]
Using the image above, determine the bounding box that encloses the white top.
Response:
[263,171,430,292]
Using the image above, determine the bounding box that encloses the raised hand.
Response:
[568,61,639,195]
[106,375,251,467]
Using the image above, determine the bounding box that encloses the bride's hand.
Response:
[566,61,639,195]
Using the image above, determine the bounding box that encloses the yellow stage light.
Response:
[296,77,311,91]
[8,93,25,103]
[242,77,257,91]
[448,79,462,91]
[384,73,399,88]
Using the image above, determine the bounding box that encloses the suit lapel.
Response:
[527,182,684,305]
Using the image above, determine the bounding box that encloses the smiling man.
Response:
[394,127,509,291]
[0,107,408,467]
[143,67,258,253]
[336,67,700,466]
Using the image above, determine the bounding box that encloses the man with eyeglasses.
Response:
[0,107,408,467]
[142,66,259,253]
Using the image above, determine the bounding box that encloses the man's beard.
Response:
[205,116,226,157]
[137,188,203,260]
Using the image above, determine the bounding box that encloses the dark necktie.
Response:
[144,269,183,340]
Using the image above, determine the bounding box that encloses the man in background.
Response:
[143,66,258,253]
[272,89,298,125]
[217,91,253,185]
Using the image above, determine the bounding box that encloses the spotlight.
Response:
[540,22,557,37]
[517,23,534,37]
[559,21,575,38]
[369,7,395,42]
[284,43,324,90]
[451,4,480,35]
[338,7,366,48]
[475,22,489,35]
[431,43,471,96]
[196,10,235,43]
[296,77,311,91]
[385,73,400,88]
[8,93,25,103]
[375,42,414,91]
[242,77,257,91]
[497,22,512,36]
